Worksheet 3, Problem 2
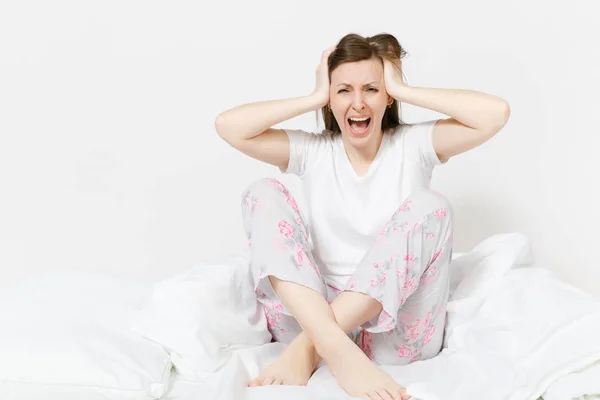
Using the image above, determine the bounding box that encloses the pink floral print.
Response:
[360,330,374,360]
[423,325,436,345]
[285,192,299,212]
[242,179,453,367]
[278,220,294,238]
[434,208,447,220]
[431,248,443,264]
[269,178,299,212]
[294,242,307,266]
[402,277,418,297]
[404,253,417,270]
[397,345,412,358]
[376,309,396,333]
[398,200,411,212]
[269,179,285,191]
[404,312,432,344]
[263,301,286,336]
[420,265,439,285]
[346,277,357,290]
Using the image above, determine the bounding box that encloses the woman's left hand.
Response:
[383,57,408,97]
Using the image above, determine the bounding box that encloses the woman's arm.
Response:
[395,86,509,163]
[214,94,324,141]
[214,47,334,169]
[390,85,509,132]
[382,58,510,162]
[214,95,326,170]
[215,46,335,141]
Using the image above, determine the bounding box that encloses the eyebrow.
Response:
[337,81,379,87]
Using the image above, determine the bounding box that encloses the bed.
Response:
[1,233,599,400]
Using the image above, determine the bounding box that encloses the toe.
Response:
[390,386,408,400]
[273,378,283,385]
[388,387,403,400]
[248,378,261,387]
[399,387,411,400]
[367,391,384,400]
[378,389,394,400]
[262,377,275,386]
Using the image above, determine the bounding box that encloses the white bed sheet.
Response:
[152,233,600,400]
[159,312,600,400]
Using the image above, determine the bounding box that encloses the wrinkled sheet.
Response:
[149,233,600,400]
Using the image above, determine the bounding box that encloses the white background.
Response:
[1,0,598,296]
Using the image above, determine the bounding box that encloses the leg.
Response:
[241,178,330,386]
[267,276,410,400]
[242,179,409,399]
[345,189,454,365]
[241,177,329,344]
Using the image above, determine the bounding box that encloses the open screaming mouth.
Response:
[348,118,371,133]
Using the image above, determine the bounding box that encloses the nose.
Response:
[352,92,365,112]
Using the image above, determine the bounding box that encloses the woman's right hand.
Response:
[311,45,336,108]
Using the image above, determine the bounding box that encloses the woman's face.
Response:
[329,57,391,146]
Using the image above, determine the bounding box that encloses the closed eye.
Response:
[338,88,379,93]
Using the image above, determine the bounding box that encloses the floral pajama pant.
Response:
[241,178,454,366]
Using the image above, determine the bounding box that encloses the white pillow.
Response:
[444,232,535,347]
[0,271,172,400]
[131,249,272,381]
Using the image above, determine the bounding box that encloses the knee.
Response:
[416,188,451,208]
[401,189,453,219]
[242,177,288,200]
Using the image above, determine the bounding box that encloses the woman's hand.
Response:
[310,46,336,108]
[383,57,408,98]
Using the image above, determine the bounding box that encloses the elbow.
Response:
[482,101,510,137]
[489,101,511,133]
[502,101,511,124]
[498,101,511,127]
[214,114,228,139]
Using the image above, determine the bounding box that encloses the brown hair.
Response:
[317,33,409,134]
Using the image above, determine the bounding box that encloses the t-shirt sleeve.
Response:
[279,129,329,177]
[404,119,447,167]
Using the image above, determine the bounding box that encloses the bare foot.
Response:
[324,333,410,400]
[248,333,321,387]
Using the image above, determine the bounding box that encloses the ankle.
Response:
[311,327,349,361]
[295,332,321,363]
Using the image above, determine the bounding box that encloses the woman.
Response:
[214,33,510,400]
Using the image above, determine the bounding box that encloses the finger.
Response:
[322,46,336,58]
[383,56,399,66]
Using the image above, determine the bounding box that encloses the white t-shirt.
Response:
[279,119,446,290]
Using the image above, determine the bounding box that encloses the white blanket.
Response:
[132,233,600,400]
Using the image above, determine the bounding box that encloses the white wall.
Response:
[1,0,598,296]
